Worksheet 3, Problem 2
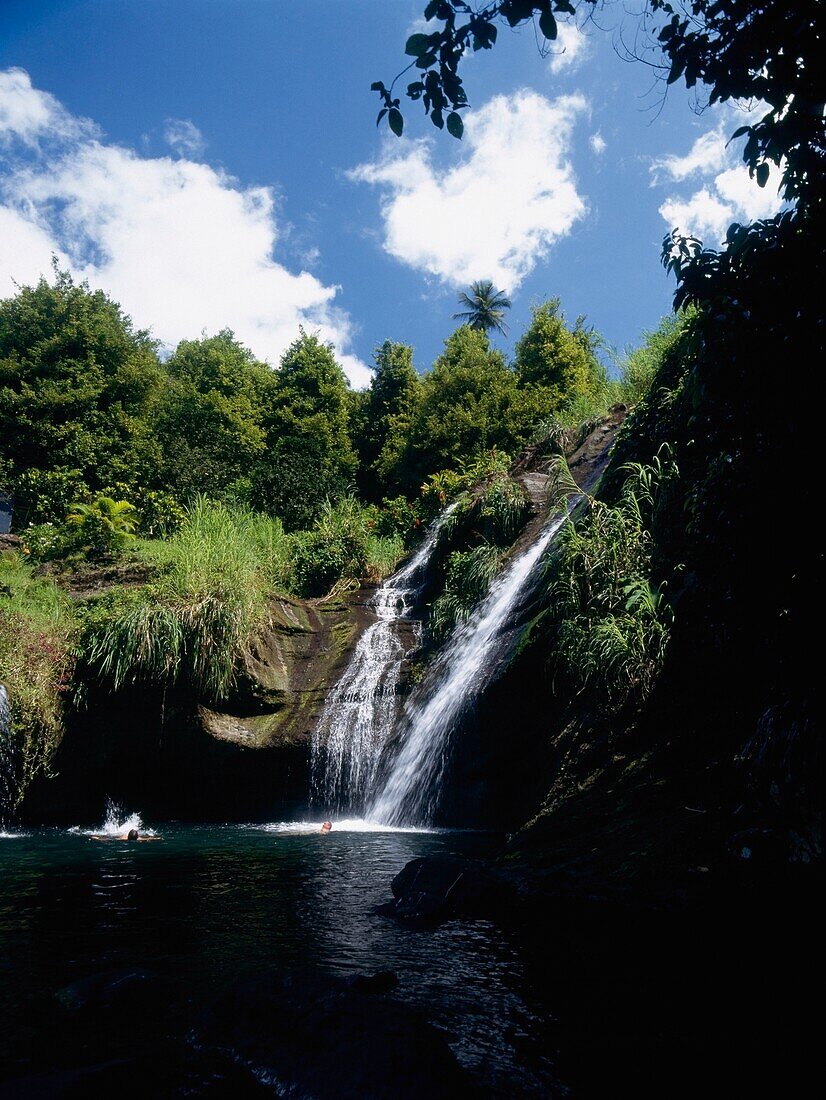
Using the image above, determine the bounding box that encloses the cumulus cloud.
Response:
[590,132,606,155]
[0,67,96,146]
[548,21,591,74]
[349,91,588,291]
[0,68,370,387]
[163,118,205,157]
[653,106,783,243]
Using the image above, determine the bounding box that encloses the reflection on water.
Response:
[0,823,561,1095]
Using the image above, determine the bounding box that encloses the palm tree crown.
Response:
[452,280,512,336]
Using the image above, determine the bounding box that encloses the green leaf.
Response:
[666,60,685,85]
[539,11,557,40]
[376,108,388,127]
[446,112,464,138]
[388,108,404,137]
[405,33,431,57]
[424,0,440,19]
[503,0,536,27]
[755,162,770,188]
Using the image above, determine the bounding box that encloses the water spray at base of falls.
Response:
[369,503,577,827]
[311,506,456,815]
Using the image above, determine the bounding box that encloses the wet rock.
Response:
[343,969,398,995]
[380,857,514,925]
[54,967,162,1017]
[193,969,473,1099]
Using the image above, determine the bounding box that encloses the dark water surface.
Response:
[0,821,561,1095]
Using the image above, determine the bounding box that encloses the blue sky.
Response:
[0,1,781,386]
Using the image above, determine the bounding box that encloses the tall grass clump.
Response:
[429,542,503,643]
[542,450,680,714]
[0,552,75,813]
[617,310,695,407]
[80,498,282,703]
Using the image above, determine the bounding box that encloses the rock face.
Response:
[20,587,377,823]
[198,591,374,751]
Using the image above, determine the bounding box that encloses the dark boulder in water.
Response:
[54,967,162,1017]
[193,968,474,1098]
[379,856,514,925]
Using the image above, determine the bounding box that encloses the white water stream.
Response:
[0,683,13,823]
[311,506,456,814]
[370,504,576,826]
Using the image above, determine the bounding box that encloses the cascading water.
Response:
[0,684,11,823]
[311,505,456,814]
[370,503,577,826]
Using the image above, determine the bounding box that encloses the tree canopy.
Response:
[0,270,163,523]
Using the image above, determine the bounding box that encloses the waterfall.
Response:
[0,684,12,822]
[370,504,576,826]
[311,505,456,814]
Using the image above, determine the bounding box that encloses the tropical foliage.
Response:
[452,280,512,336]
[0,553,75,813]
[542,452,679,714]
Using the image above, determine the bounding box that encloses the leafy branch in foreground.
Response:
[376,2,824,213]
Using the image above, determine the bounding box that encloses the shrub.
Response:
[66,496,139,558]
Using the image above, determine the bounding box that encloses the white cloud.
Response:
[590,132,606,155]
[163,118,205,157]
[549,21,591,74]
[653,103,783,243]
[0,67,96,146]
[0,69,370,388]
[651,121,730,183]
[349,91,588,291]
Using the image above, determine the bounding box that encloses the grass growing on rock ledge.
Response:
[0,552,76,812]
[80,499,284,703]
[80,496,408,703]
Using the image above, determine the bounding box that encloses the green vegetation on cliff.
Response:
[0,263,631,807]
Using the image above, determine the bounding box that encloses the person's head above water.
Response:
[127,828,139,841]
[321,821,332,834]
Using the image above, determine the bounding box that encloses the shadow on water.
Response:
[0,824,562,1096]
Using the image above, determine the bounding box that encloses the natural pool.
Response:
[0,814,561,1096]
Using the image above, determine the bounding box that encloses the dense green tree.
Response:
[353,341,423,500]
[0,269,163,524]
[395,326,532,484]
[452,281,512,336]
[155,330,271,503]
[251,331,357,530]
[514,299,604,413]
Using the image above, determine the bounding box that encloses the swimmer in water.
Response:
[89,827,162,842]
[320,821,332,834]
